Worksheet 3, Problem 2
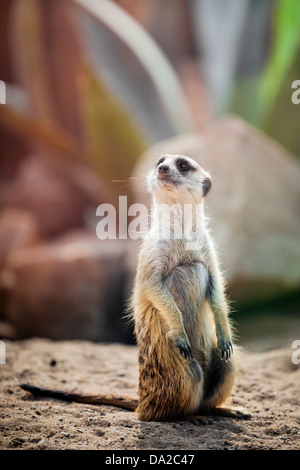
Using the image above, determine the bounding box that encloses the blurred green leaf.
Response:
[79,63,147,181]
[257,0,300,124]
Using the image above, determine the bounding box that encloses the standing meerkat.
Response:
[21,154,250,424]
[131,154,249,423]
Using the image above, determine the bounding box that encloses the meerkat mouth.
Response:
[157,174,178,186]
[158,179,179,190]
[158,176,172,182]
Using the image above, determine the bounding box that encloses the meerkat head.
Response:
[147,154,212,204]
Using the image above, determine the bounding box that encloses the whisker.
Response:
[112,177,141,183]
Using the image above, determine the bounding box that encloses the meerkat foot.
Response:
[211,407,251,419]
[185,415,214,426]
[217,336,233,361]
[174,336,193,360]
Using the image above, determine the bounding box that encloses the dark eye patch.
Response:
[202,177,212,196]
[156,156,165,166]
[176,158,196,173]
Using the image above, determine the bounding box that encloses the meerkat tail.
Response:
[19,384,138,411]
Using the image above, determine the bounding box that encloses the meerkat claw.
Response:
[175,338,193,360]
[181,344,193,360]
[218,338,233,361]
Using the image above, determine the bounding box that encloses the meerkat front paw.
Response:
[174,336,193,360]
[217,335,233,361]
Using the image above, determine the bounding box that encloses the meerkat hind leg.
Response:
[184,407,250,426]
[210,406,251,419]
[200,348,251,421]
[184,415,214,426]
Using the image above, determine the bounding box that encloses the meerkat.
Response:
[20,154,250,424]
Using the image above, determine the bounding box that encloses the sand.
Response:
[0,338,299,450]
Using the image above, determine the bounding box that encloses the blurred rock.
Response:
[0,208,40,271]
[132,115,300,306]
[0,320,17,340]
[0,230,133,342]
[0,208,41,320]
[0,156,100,237]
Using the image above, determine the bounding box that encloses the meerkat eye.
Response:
[176,159,194,173]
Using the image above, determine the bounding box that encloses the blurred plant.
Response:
[0,0,193,203]
[193,0,300,156]
[257,0,300,125]
[189,0,250,113]
[79,62,146,181]
[74,0,192,138]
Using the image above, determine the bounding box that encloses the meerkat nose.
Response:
[158,164,169,174]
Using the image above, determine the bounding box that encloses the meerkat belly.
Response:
[165,261,214,349]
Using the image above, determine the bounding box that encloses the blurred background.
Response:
[0,0,299,352]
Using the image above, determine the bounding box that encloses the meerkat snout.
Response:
[157,162,171,182]
[157,163,170,174]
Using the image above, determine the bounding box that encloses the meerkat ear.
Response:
[202,177,212,197]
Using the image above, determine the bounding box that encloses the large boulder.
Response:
[131,115,300,306]
[0,230,133,342]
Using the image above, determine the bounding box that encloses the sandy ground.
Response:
[0,338,299,450]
